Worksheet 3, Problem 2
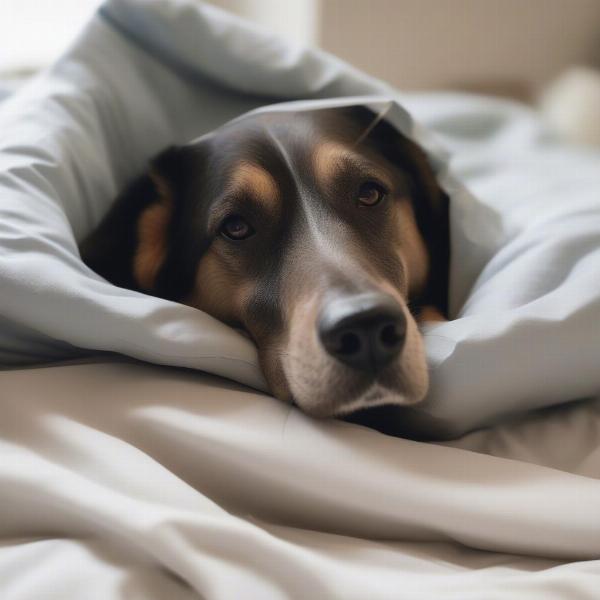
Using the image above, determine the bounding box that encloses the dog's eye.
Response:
[357,181,387,206]
[220,215,255,240]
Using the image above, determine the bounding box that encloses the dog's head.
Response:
[82,106,449,418]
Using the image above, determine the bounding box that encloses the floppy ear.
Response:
[80,145,197,301]
[350,107,451,317]
[390,133,450,319]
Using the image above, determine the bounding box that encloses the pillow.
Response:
[1,0,599,438]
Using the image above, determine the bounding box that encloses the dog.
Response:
[81,104,449,421]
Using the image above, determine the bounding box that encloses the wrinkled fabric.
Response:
[0,360,599,599]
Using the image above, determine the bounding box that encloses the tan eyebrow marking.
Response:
[314,142,352,186]
[228,162,279,213]
[313,141,393,190]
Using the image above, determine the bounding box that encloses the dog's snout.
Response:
[318,293,406,372]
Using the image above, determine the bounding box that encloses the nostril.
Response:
[379,323,404,349]
[318,293,406,371]
[338,331,362,356]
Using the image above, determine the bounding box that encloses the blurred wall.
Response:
[319,0,600,99]
[4,0,600,99]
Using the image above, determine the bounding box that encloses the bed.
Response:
[1,1,599,598]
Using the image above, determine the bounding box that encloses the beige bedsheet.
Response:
[1,359,598,599]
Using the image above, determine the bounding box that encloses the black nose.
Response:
[318,293,407,372]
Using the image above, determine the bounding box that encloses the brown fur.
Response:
[133,172,172,290]
[227,162,280,215]
[187,251,253,325]
[313,141,394,192]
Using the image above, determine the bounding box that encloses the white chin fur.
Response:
[333,384,409,416]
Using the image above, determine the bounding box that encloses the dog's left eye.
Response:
[220,215,255,240]
[357,181,387,206]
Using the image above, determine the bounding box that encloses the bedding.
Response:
[0,359,599,599]
[1,0,600,597]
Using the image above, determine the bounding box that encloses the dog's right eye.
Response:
[357,180,387,207]
[220,215,255,241]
